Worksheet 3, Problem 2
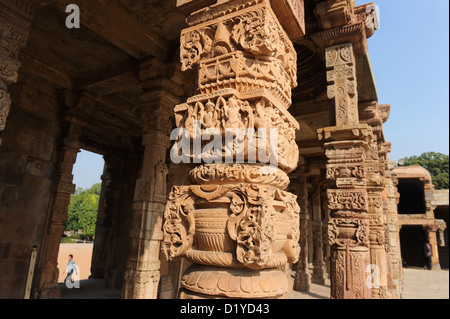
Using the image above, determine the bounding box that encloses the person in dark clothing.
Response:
[423,240,432,270]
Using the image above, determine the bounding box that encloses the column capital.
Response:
[312,1,378,56]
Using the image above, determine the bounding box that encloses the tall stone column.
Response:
[385,161,402,299]
[293,164,311,292]
[123,59,183,299]
[122,131,170,298]
[359,100,393,298]
[162,0,302,299]
[90,162,112,280]
[34,124,81,298]
[311,177,326,284]
[91,154,126,287]
[424,225,441,270]
[318,42,372,299]
[0,0,34,145]
[321,184,331,282]
[363,134,389,298]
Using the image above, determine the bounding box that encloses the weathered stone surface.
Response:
[0,0,414,300]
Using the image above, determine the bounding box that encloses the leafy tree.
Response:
[65,183,101,240]
[403,152,449,190]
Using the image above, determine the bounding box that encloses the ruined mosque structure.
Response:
[0,0,447,299]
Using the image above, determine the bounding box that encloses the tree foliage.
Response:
[65,183,101,240]
[403,152,449,190]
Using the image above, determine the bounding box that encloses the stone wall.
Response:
[0,73,61,298]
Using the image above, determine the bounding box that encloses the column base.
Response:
[293,272,311,292]
[311,266,327,285]
[431,263,441,271]
[33,285,62,299]
[179,266,288,299]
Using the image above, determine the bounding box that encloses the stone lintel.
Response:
[269,0,305,40]
[317,124,372,143]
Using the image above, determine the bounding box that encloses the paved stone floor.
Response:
[58,266,449,299]
[401,268,449,299]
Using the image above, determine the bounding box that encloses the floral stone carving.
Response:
[164,0,301,299]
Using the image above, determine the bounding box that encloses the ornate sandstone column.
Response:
[366,135,389,299]
[0,0,34,145]
[162,0,302,299]
[318,42,372,299]
[385,160,402,299]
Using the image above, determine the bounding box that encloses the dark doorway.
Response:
[397,179,426,214]
[400,226,427,268]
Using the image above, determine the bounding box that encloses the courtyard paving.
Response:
[58,244,449,299]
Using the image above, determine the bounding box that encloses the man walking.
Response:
[63,254,78,285]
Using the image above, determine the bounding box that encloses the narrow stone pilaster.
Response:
[94,154,125,288]
[311,178,326,284]
[321,185,331,282]
[90,163,112,280]
[318,42,371,299]
[294,169,311,292]
[122,59,182,299]
[385,161,402,298]
[122,131,170,299]
[366,137,389,299]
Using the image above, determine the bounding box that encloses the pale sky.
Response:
[73,0,450,190]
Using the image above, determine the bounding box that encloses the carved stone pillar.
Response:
[123,59,182,299]
[293,166,311,292]
[358,100,392,299]
[321,184,331,282]
[34,124,81,299]
[311,177,326,284]
[318,41,372,299]
[385,161,402,299]
[319,125,371,299]
[162,0,301,299]
[122,131,170,299]
[424,225,441,271]
[364,136,389,298]
[0,0,34,144]
[92,154,125,287]
[90,162,112,280]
